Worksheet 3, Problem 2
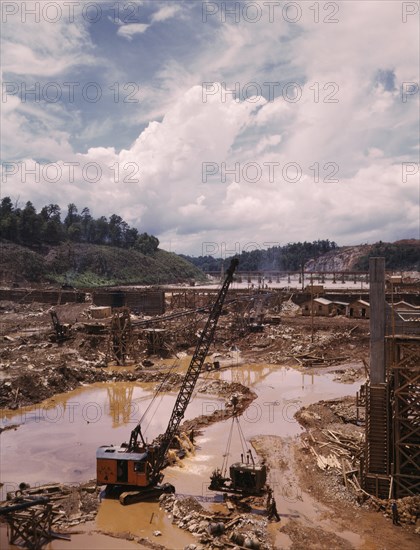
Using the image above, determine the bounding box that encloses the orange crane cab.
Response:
[96,259,239,504]
[97,446,151,487]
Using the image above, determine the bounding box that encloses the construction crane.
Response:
[96,258,238,504]
[209,395,267,496]
[50,310,71,342]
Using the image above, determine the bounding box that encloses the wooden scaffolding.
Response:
[391,336,420,497]
[107,307,134,365]
[1,500,53,549]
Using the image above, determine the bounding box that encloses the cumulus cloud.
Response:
[151,5,182,23]
[117,23,150,39]
[3,81,418,254]
[1,1,419,254]
[117,2,184,39]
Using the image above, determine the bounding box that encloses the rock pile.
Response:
[159,494,273,549]
[381,496,420,527]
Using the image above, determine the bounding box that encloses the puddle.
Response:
[96,500,196,549]
[0,524,140,550]
[0,381,223,490]
[164,365,363,495]
[0,363,365,549]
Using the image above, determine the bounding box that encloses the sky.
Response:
[1,0,419,256]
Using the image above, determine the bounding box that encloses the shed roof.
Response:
[394,300,420,310]
[349,299,370,307]
[314,298,333,305]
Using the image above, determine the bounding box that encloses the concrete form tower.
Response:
[369,257,386,384]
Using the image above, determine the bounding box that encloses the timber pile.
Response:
[303,428,364,492]
[4,482,99,531]
[292,352,350,367]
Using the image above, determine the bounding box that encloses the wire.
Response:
[138,359,181,436]
[221,416,235,476]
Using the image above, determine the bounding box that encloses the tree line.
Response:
[181,240,338,272]
[0,197,159,254]
[355,241,420,270]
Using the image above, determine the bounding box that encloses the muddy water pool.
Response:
[1,364,364,549]
[0,382,223,489]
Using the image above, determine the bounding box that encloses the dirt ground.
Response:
[0,300,368,410]
[0,296,418,549]
[252,405,419,550]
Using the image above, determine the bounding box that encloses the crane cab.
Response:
[229,461,267,495]
[96,445,154,487]
[209,460,267,496]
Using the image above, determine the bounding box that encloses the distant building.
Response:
[301,297,334,316]
[301,297,349,316]
[347,299,370,319]
[331,300,349,316]
[393,300,420,312]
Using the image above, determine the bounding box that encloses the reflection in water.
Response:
[106,385,134,427]
[0,382,223,489]
[0,364,365,549]
[301,372,315,390]
[219,362,273,386]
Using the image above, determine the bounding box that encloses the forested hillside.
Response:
[0,197,158,254]
[0,197,204,286]
[182,240,420,273]
[181,240,338,272]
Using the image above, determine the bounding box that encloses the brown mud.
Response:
[1,298,418,549]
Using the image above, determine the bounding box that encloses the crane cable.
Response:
[221,408,249,477]
[138,359,180,435]
[134,279,243,438]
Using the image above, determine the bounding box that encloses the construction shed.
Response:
[331,300,349,316]
[347,299,370,319]
[393,300,420,312]
[301,297,334,316]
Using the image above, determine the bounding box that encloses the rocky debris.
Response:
[296,397,363,428]
[258,321,367,369]
[296,397,365,507]
[159,494,272,549]
[0,362,184,409]
[295,397,420,542]
[369,495,420,528]
[180,382,257,434]
[97,530,167,549]
[332,367,364,383]
[280,299,300,317]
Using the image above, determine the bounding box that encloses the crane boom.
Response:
[96,258,238,502]
[151,258,238,482]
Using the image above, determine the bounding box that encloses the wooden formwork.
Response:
[363,383,391,498]
[143,328,169,356]
[4,502,53,549]
[170,290,214,309]
[363,336,420,498]
[107,307,135,365]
